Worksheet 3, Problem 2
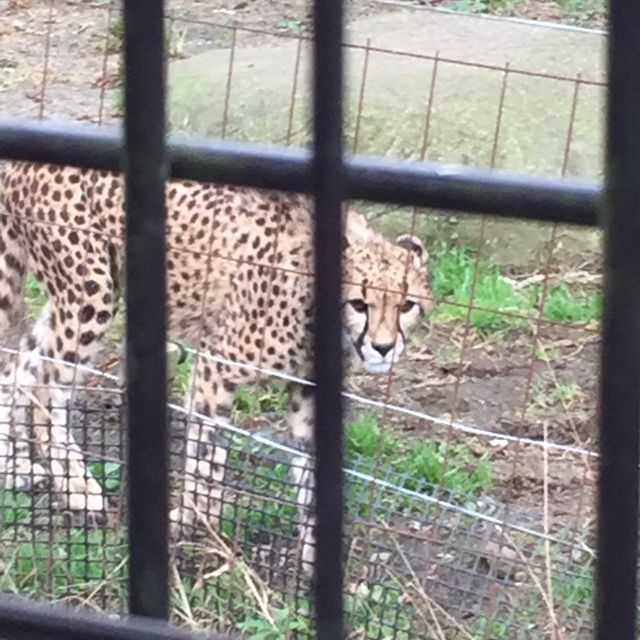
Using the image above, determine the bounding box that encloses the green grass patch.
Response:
[173,352,194,395]
[552,568,593,611]
[447,0,605,26]
[0,488,32,526]
[237,604,310,639]
[345,586,412,640]
[402,439,492,496]
[171,354,288,419]
[221,449,297,541]
[89,461,123,493]
[0,513,126,598]
[532,282,601,323]
[345,412,492,501]
[233,383,288,419]
[528,375,583,414]
[25,272,46,319]
[471,615,510,639]
[430,243,601,332]
[345,412,400,460]
[431,244,528,331]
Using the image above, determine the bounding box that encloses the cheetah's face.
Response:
[343,232,432,375]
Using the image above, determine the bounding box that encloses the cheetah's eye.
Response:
[348,299,368,313]
[399,300,416,314]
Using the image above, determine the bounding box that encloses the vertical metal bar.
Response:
[123,0,168,619]
[596,1,640,637]
[312,0,344,635]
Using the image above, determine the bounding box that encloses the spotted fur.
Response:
[0,160,431,569]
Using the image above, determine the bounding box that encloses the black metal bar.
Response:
[312,0,345,635]
[0,597,236,640]
[0,119,600,226]
[122,0,169,619]
[595,1,640,638]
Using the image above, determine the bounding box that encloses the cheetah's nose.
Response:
[372,342,394,357]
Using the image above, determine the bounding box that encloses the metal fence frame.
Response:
[0,0,635,639]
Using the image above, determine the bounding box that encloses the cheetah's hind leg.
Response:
[0,224,45,493]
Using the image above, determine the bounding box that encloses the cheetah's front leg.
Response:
[172,358,236,532]
[287,382,317,575]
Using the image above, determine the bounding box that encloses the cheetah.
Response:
[0,160,431,568]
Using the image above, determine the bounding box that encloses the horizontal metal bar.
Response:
[0,596,237,640]
[0,118,600,226]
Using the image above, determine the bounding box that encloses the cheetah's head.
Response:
[342,212,432,374]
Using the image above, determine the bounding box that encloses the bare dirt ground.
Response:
[0,0,600,537]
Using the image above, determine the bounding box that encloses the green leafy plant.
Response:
[89,461,122,492]
[431,245,526,332]
[430,243,601,331]
[25,273,46,318]
[401,440,492,497]
[233,383,288,418]
[237,605,310,639]
[345,586,412,640]
[173,352,194,395]
[538,283,601,323]
[472,615,509,639]
[1,528,126,596]
[345,412,400,462]
[0,489,32,526]
[344,411,491,505]
[552,569,593,610]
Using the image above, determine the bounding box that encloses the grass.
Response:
[232,383,288,420]
[345,412,400,460]
[345,411,492,501]
[237,605,310,639]
[25,272,46,319]
[430,243,601,333]
[551,568,593,610]
[0,515,126,599]
[533,282,602,323]
[0,481,416,639]
[0,488,32,526]
[528,375,583,414]
[173,352,194,395]
[89,461,123,493]
[345,586,412,640]
[172,356,288,420]
[471,616,510,638]
[446,0,605,26]
[0,407,493,639]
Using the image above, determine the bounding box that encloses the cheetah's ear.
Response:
[396,234,428,270]
[343,209,375,248]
